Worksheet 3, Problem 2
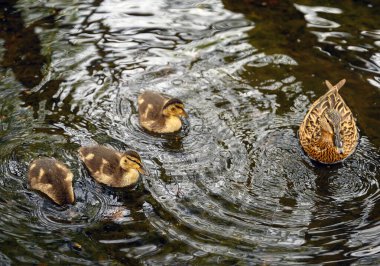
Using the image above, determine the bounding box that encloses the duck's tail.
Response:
[325,79,346,91]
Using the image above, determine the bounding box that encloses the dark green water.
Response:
[0,0,379,264]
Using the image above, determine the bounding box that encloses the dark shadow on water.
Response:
[20,79,64,117]
[222,0,335,87]
[0,0,55,88]
[0,0,69,120]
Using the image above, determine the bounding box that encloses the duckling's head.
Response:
[162,98,188,118]
[120,151,145,174]
[323,109,344,154]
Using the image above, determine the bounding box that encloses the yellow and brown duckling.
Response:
[79,145,145,187]
[28,158,75,206]
[138,91,188,133]
[299,79,359,164]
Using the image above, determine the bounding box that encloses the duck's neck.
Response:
[163,115,182,133]
[318,131,334,149]
[121,169,140,187]
[316,131,346,163]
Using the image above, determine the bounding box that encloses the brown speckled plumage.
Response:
[138,91,187,133]
[79,145,143,187]
[299,79,359,164]
[28,158,74,205]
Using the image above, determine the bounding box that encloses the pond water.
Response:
[0,0,380,264]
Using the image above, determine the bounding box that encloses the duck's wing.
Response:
[300,92,328,143]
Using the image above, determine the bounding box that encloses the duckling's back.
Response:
[138,91,168,121]
[78,146,121,173]
[28,158,74,205]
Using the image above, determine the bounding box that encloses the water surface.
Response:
[0,0,380,264]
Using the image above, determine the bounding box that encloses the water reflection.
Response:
[0,0,380,264]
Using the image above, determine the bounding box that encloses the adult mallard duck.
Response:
[138,91,188,133]
[79,145,145,187]
[299,79,359,164]
[28,158,75,205]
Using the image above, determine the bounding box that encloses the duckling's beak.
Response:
[138,165,146,175]
[181,109,189,118]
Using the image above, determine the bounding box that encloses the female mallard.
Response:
[299,79,359,164]
[28,158,75,205]
[79,145,145,187]
[138,91,188,133]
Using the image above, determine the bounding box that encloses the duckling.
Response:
[28,158,75,206]
[138,91,188,133]
[299,79,359,164]
[78,145,145,187]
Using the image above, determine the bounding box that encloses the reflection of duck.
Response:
[79,146,145,187]
[138,91,188,133]
[28,158,75,205]
[299,79,359,164]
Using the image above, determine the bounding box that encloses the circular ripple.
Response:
[212,18,254,31]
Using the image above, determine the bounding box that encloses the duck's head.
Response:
[322,109,344,154]
[162,98,188,118]
[120,150,146,174]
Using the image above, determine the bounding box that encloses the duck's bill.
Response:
[336,147,344,154]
